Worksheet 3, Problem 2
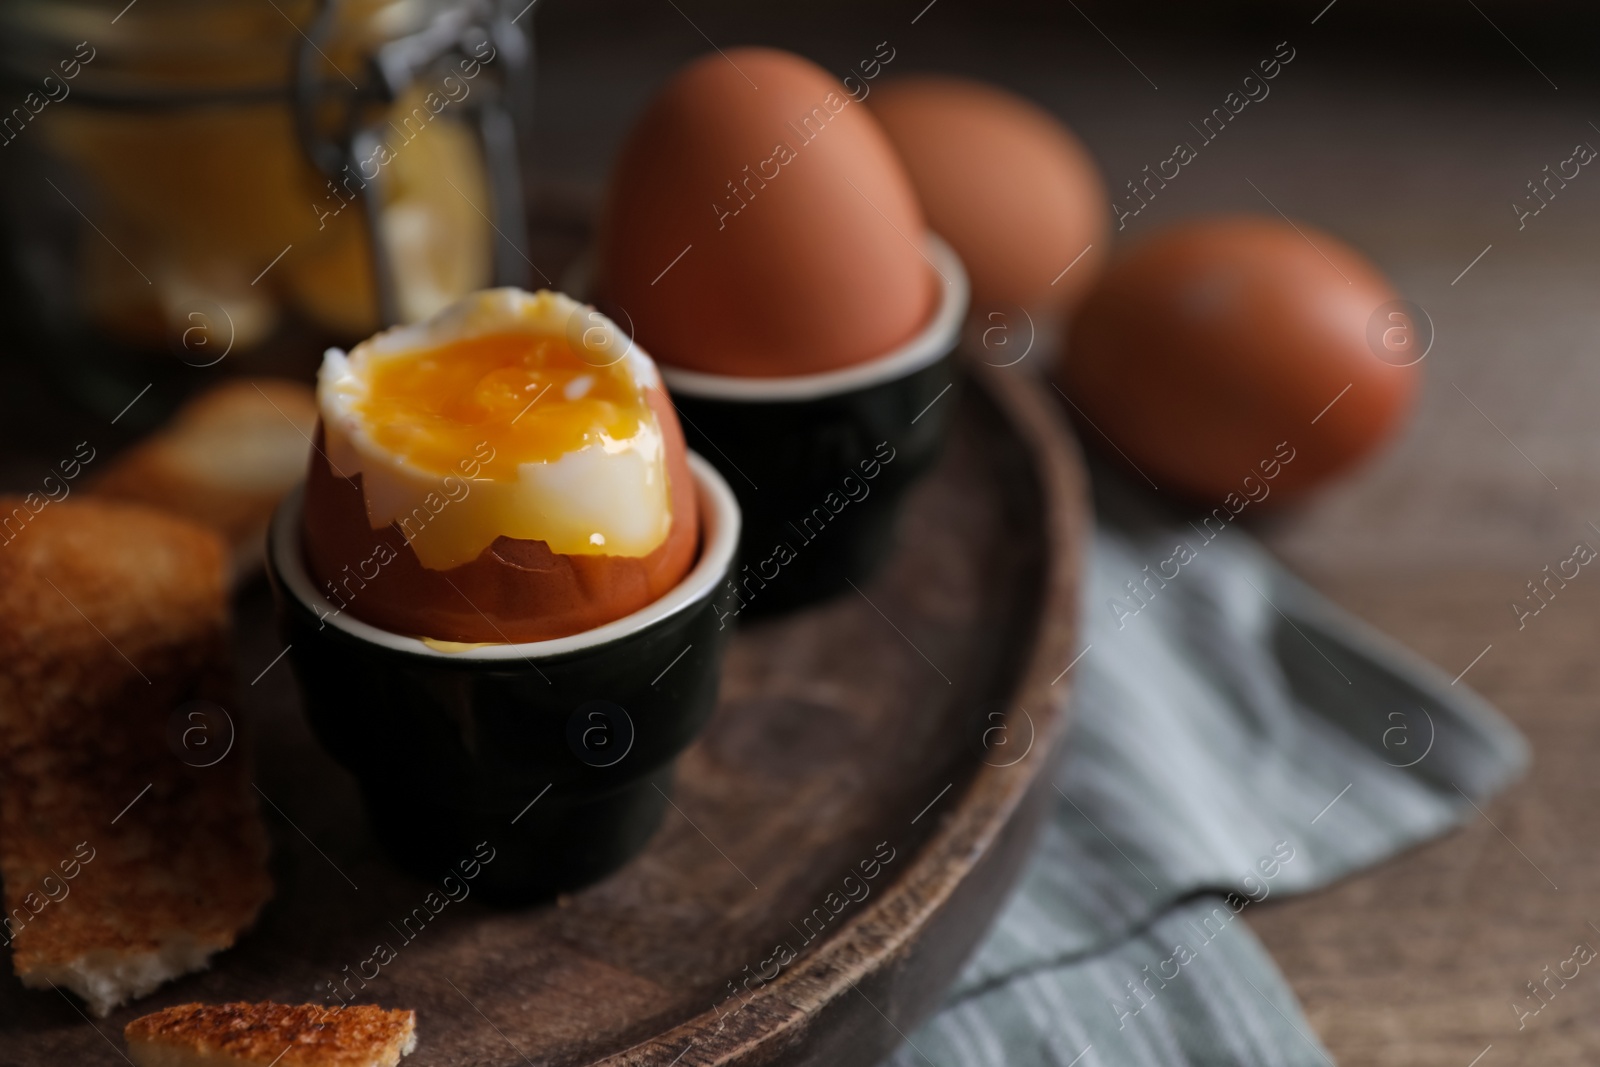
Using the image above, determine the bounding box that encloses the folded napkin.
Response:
[888,470,1529,1067]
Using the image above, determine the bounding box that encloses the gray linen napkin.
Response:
[888,472,1529,1067]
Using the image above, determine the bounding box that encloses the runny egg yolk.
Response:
[319,297,674,569]
[355,331,647,479]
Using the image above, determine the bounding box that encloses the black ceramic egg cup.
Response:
[267,455,741,904]
[658,233,970,616]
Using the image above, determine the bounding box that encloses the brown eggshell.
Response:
[595,48,935,377]
[1060,216,1419,504]
[301,384,699,643]
[871,77,1108,322]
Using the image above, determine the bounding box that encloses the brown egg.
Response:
[302,383,699,644]
[1060,216,1419,503]
[871,77,1108,324]
[301,288,700,644]
[595,48,935,377]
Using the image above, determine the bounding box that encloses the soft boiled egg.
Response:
[301,288,699,643]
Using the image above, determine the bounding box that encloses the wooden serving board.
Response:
[5,360,1088,1066]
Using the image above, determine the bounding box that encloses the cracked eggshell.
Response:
[300,290,699,644]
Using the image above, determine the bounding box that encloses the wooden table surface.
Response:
[4,2,1599,1062]
[1244,572,1600,1067]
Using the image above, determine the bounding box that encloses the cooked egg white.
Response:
[318,288,672,570]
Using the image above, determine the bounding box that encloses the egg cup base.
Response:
[361,770,672,905]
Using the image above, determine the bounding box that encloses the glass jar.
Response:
[0,0,535,418]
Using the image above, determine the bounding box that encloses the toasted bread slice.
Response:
[92,378,317,582]
[0,497,272,1016]
[125,1002,417,1067]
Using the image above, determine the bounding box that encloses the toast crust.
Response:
[125,1002,418,1067]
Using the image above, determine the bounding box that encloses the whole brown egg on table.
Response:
[870,76,1110,354]
[1059,216,1420,503]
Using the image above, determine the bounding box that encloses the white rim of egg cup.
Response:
[568,233,968,403]
[271,453,741,662]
